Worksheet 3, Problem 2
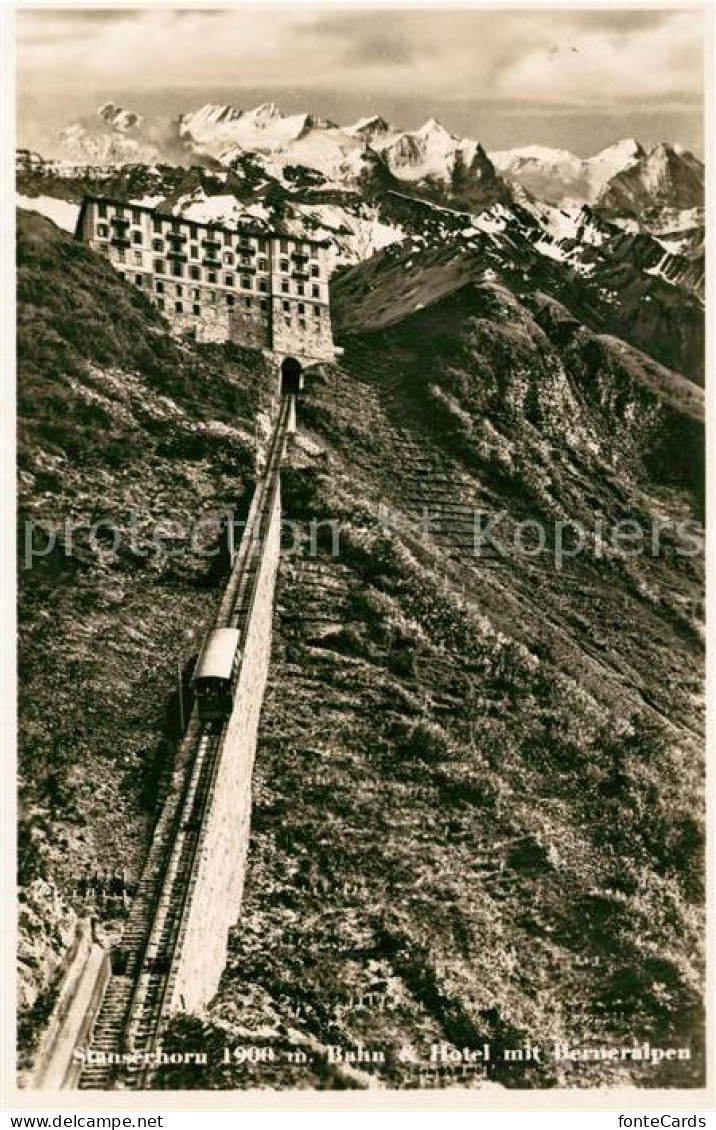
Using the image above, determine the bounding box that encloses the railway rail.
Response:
[77,397,293,1090]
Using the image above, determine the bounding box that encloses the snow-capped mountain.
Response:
[598,142,705,214]
[490,137,704,218]
[180,102,312,154]
[97,102,142,132]
[52,101,510,206]
[59,102,193,166]
[369,118,477,181]
[489,139,645,205]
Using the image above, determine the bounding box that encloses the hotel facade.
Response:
[75,196,337,365]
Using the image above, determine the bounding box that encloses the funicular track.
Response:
[77,398,292,1090]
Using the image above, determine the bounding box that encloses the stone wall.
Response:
[159,295,272,349]
[271,296,336,363]
[229,303,271,351]
[172,302,232,345]
[166,297,334,361]
[30,920,110,1091]
[165,481,282,1015]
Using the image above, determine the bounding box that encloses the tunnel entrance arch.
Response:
[280,356,303,394]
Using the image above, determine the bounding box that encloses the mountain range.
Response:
[47,101,703,222]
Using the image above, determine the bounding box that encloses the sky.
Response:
[16,6,706,157]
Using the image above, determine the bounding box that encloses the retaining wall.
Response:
[30,920,110,1090]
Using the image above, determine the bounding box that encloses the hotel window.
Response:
[312,285,320,298]
[258,257,268,272]
[280,239,289,253]
[224,252,233,265]
[225,274,234,288]
[135,275,143,286]
[193,304,201,316]
[258,279,268,293]
[208,271,217,284]
[298,303,305,315]
[98,202,107,218]
[154,259,165,274]
[284,317,291,328]
[281,280,289,294]
[132,231,142,244]
[224,230,232,246]
[117,249,126,263]
[244,297,252,309]
[226,295,235,307]
[134,251,142,265]
[175,301,183,313]
[190,244,198,258]
[192,288,200,300]
[156,281,164,294]
[299,319,307,331]
[157,297,165,310]
[313,305,321,317]
[190,266,200,281]
[152,239,163,252]
[132,208,141,224]
[189,223,198,240]
[97,224,108,238]
[153,216,162,233]
[280,259,289,272]
[297,283,305,296]
[209,292,216,304]
[258,238,268,253]
[310,245,318,259]
[260,298,268,311]
[238,255,250,267]
[171,261,183,277]
[175,285,183,296]
[311,264,320,277]
[241,276,251,289]
[282,300,290,312]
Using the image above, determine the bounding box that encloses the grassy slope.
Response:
[156,253,704,1090]
[16,210,273,1060]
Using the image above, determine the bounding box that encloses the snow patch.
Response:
[16,193,80,233]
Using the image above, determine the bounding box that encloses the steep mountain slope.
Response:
[16,210,273,1066]
[155,243,704,1091]
[348,206,705,382]
[598,144,705,215]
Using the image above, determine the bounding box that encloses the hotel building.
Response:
[75,196,336,365]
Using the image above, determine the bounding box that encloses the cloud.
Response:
[16,7,704,111]
[494,10,704,105]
